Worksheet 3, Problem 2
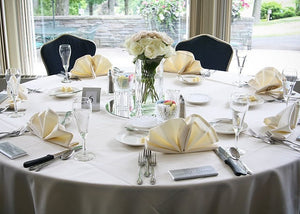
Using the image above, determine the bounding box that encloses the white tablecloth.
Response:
[0,72,299,214]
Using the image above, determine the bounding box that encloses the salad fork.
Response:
[143,149,151,177]
[137,152,146,185]
[150,153,157,185]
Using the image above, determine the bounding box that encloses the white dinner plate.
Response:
[49,87,81,98]
[128,115,159,129]
[177,75,202,85]
[115,131,146,147]
[186,93,210,105]
[210,118,248,135]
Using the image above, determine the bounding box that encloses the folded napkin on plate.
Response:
[71,54,112,78]
[28,109,74,148]
[164,51,202,74]
[144,114,218,153]
[248,67,283,98]
[264,101,300,134]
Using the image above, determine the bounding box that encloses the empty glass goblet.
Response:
[230,92,249,155]
[59,44,72,83]
[282,67,297,106]
[234,47,248,87]
[73,97,94,161]
[5,68,24,118]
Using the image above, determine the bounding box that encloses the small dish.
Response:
[128,115,159,129]
[186,93,210,105]
[115,131,146,146]
[248,95,264,106]
[210,118,248,135]
[49,87,81,98]
[177,75,201,85]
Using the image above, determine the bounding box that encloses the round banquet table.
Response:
[0,72,299,214]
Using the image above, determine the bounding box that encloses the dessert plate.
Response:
[128,115,159,129]
[210,118,248,135]
[49,87,81,98]
[177,75,201,85]
[186,93,210,105]
[115,131,146,147]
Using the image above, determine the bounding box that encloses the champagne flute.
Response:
[282,68,297,106]
[73,97,94,161]
[235,48,248,87]
[230,92,249,155]
[5,68,24,118]
[59,44,72,83]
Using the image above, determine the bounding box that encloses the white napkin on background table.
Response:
[264,101,300,134]
[144,114,218,153]
[28,109,74,148]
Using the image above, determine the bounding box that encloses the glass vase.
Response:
[132,57,164,117]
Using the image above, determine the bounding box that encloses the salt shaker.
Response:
[108,69,114,93]
[179,95,186,118]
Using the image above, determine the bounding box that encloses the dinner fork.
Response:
[143,149,151,177]
[137,152,146,185]
[0,126,28,140]
[265,131,300,147]
[149,153,157,185]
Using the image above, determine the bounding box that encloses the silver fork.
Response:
[0,126,27,140]
[143,148,151,177]
[265,131,300,147]
[149,153,157,185]
[137,152,146,185]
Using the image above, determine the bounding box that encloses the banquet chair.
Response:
[175,34,233,71]
[40,34,96,76]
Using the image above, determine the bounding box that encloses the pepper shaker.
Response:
[179,94,186,118]
[108,69,114,93]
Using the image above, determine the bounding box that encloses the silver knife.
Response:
[214,147,247,176]
[23,145,82,168]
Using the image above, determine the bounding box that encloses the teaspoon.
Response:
[229,147,253,175]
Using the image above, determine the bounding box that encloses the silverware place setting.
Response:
[0,126,29,140]
[137,149,157,185]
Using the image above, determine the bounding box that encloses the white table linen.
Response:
[0,72,299,214]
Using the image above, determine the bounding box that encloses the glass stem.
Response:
[65,69,69,81]
[234,131,239,149]
[13,96,18,114]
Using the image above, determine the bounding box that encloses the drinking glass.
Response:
[5,68,24,118]
[73,97,94,161]
[230,92,249,155]
[282,68,297,106]
[59,44,72,83]
[235,48,248,87]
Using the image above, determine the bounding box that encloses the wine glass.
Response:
[235,47,248,87]
[73,97,94,161]
[230,92,249,155]
[282,68,297,106]
[5,68,24,118]
[59,44,72,83]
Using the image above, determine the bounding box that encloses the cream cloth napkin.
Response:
[71,54,112,78]
[7,75,28,101]
[144,114,218,153]
[264,101,300,134]
[28,109,74,148]
[164,51,202,74]
[248,67,283,98]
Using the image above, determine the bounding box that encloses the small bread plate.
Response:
[49,87,81,98]
[186,93,210,105]
[248,95,264,107]
[210,118,248,135]
[128,115,159,129]
[115,131,146,147]
[177,74,201,85]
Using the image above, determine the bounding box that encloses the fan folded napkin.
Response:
[144,114,218,153]
[264,101,300,134]
[248,67,283,98]
[28,109,74,148]
[71,54,112,78]
[164,51,202,74]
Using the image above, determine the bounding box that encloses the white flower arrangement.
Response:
[124,31,174,60]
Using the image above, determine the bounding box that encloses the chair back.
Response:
[40,34,96,76]
[175,34,233,71]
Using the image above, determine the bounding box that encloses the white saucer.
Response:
[186,93,210,105]
[128,116,159,129]
[114,131,146,147]
[248,96,264,106]
[210,118,248,135]
[49,87,81,98]
[177,75,201,85]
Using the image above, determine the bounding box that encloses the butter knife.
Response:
[23,145,82,168]
[214,147,247,176]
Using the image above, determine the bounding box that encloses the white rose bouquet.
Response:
[124,31,174,104]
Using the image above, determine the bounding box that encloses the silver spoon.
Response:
[229,147,253,175]
[0,106,9,113]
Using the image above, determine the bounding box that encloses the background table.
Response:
[0,72,299,214]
